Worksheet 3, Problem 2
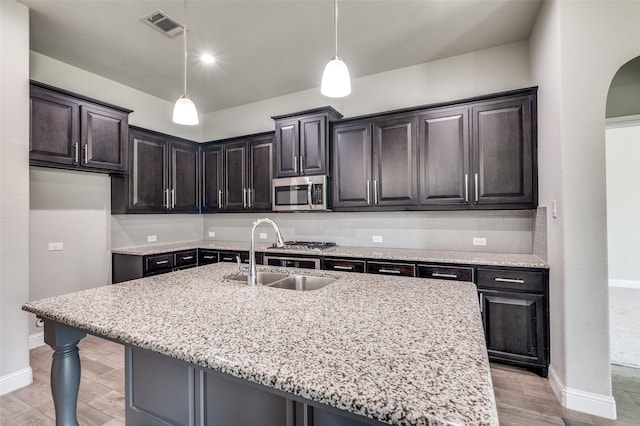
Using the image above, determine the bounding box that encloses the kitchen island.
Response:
[23,262,498,426]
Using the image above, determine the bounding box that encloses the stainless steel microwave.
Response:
[272,175,329,211]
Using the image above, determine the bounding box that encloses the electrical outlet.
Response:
[48,242,64,251]
[372,235,383,243]
[147,235,157,242]
[259,233,267,239]
[208,231,216,238]
[473,237,487,246]
[552,200,558,218]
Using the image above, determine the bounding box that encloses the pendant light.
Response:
[173,0,199,125]
[321,0,351,98]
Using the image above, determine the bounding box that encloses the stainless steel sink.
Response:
[266,275,335,291]
[225,271,335,291]
[225,271,289,285]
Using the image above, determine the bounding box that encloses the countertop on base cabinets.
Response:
[112,240,549,269]
[23,262,498,426]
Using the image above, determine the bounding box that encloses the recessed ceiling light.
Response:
[200,53,215,64]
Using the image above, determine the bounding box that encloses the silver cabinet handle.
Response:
[374,180,379,205]
[480,296,484,313]
[307,183,313,207]
[379,269,401,274]
[333,265,354,271]
[155,260,169,265]
[218,190,223,208]
[203,255,215,260]
[249,188,254,208]
[366,180,371,205]
[495,277,525,284]
[83,144,88,164]
[475,173,479,203]
[171,189,175,208]
[464,174,469,203]
[165,189,170,209]
[243,188,247,208]
[181,256,194,261]
[293,156,298,174]
[73,143,79,164]
[300,155,304,174]
[433,273,458,279]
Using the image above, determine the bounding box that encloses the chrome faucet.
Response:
[248,218,285,286]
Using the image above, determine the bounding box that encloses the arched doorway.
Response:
[605,55,640,420]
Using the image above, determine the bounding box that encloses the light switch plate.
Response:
[208,231,216,238]
[372,235,383,243]
[147,235,157,242]
[473,237,487,246]
[259,233,267,239]
[48,242,64,251]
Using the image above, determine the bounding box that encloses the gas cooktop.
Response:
[269,241,337,251]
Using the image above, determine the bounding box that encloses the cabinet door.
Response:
[80,104,128,172]
[128,130,168,212]
[479,289,546,367]
[224,142,248,210]
[274,118,299,177]
[201,144,224,212]
[300,114,328,176]
[372,115,418,207]
[29,86,79,166]
[418,107,470,207]
[472,96,535,207]
[249,136,274,211]
[332,122,372,208]
[170,140,199,212]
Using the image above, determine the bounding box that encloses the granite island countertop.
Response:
[23,263,498,426]
[112,240,549,269]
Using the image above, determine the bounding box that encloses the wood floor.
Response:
[1,335,639,425]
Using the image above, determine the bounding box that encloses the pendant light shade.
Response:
[321,0,351,98]
[173,95,199,125]
[173,0,199,125]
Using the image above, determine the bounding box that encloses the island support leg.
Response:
[43,320,86,426]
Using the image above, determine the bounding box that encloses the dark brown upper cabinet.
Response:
[111,127,199,214]
[332,114,418,209]
[272,107,342,178]
[29,81,131,174]
[202,132,274,213]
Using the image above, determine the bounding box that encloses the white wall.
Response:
[605,121,640,288]
[203,41,532,139]
[530,0,640,419]
[0,0,31,395]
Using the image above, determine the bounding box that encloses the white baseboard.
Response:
[0,367,33,396]
[549,366,617,420]
[609,279,640,289]
[29,331,45,349]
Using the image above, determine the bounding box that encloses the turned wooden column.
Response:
[44,320,86,426]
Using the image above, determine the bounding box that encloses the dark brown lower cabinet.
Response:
[126,346,384,426]
[112,250,198,283]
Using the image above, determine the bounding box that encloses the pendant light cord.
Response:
[183,0,188,96]
[333,0,338,58]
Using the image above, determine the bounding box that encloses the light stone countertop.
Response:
[112,240,549,269]
[23,262,498,426]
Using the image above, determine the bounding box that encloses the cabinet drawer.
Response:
[323,258,365,273]
[145,254,174,273]
[199,250,219,265]
[175,250,197,267]
[219,251,262,265]
[367,261,415,277]
[476,267,545,292]
[417,264,474,282]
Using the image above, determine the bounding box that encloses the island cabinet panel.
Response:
[273,107,342,178]
[418,107,470,207]
[30,82,130,173]
[332,121,372,208]
[111,127,199,214]
[472,95,535,208]
[201,144,224,212]
[476,267,548,376]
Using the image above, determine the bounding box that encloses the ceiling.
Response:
[20,0,543,114]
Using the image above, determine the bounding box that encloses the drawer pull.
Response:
[379,269,401,274]
[495,277,525,284]
[155,260,169,265]
[222,257,234,261]
[433,273,458,279]
[181,256,194,260]
[203,255,215,260]
[333,265,354,271]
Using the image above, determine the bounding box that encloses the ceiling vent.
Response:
[141,10,183,38]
